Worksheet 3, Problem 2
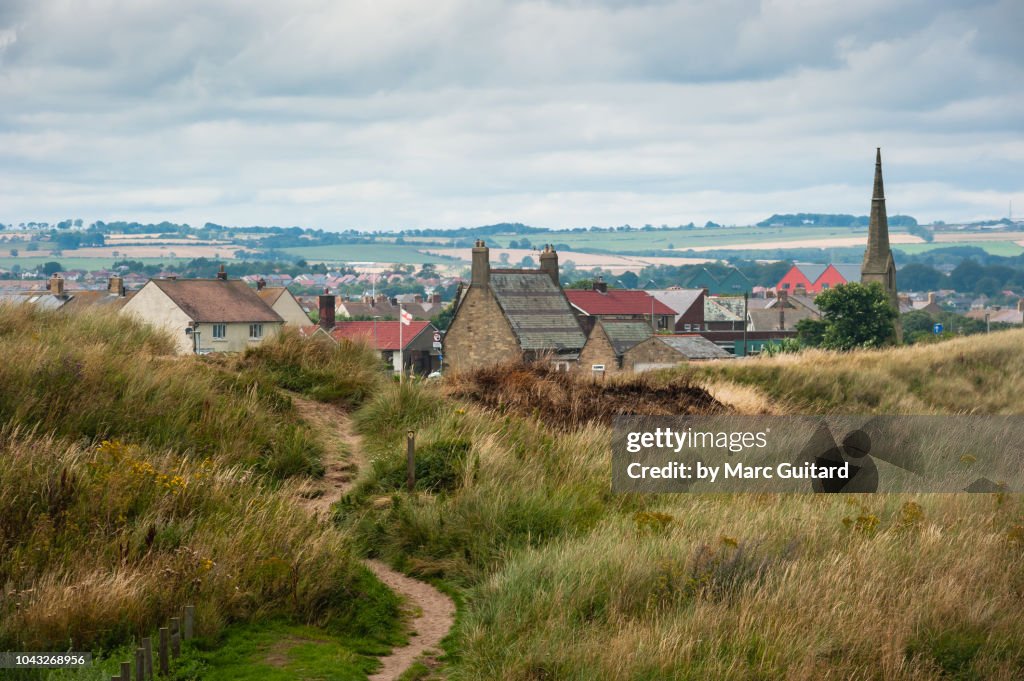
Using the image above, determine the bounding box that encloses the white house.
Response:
[121,274,284,354]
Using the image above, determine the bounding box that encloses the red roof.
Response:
[565,289,676,316]
[327,321,432,351]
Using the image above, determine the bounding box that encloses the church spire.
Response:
[860,147,901,342]
[863,147,891,268]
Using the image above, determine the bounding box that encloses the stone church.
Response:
[860,147,902,342]
[442,242,586,372]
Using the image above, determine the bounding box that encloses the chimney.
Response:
[414,294,423,303]
[778,290,787,330]
[49,274,65,296]
[319,288,335,331]
[539,244,559,286]
[256,277,267,291]
[471,239,490,286]
[592,276,608,293]
[217,264,227,281]
[429,292,441,304]
[108,275,125,297]
[1018,298,1024,313]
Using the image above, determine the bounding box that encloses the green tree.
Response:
[8,248,17,257]
[41,261,63,276]
[795,317,826,347]
[815,282,897,350]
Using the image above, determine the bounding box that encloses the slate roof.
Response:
[489,272,586,351]
[598,320,653,354]
[647,289,704,319]
[710,296,747,318]
[793,263,828,282]
[565,289,676,316]
[747,307,817,332]
[0,293,71,311]
[704,298,742,322]
[326,320,433,351]
[832,264,862,283]
[655,335,733,360]
[149,279,283,323]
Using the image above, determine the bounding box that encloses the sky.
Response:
[1,0,1022,231]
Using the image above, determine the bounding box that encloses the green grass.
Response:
[895,240,1024,256]
[280,244,457,264]
[0,256,194,271]
[334,353,1024,679]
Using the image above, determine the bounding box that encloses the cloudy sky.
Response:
[1,0,1021,230]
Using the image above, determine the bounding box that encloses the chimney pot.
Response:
[539,244,559,287]
[108,275,125,297]
[471,240,490,286]
[257,278,266,291]
[1018,298,1024,313]
[217,264,227,281]
[593,276,607,293]
[319,289,335,331]
[927,291,936,305]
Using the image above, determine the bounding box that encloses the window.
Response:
[821,283,830,290]
[782,283,790,290]
[212,324,226,340]
[249,323,263,340]
[684,323,691,332]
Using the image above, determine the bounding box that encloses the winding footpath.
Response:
[290,395,456,681]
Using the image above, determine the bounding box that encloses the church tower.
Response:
[860,147,901,342]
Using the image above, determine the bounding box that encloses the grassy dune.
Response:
[688,327,1024,415]
[0,305,398,669]
[340,344,1024,679]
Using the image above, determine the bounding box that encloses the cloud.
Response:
[0,0,1021,229]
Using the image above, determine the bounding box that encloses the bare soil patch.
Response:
[444,362,724,429]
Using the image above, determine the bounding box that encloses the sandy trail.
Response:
[290,394,456,681]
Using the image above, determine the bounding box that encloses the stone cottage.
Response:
[442,242,586,372]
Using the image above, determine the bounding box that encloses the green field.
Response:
[894,240,1024,257]
[281,243,458,264]
[0,255,193,271]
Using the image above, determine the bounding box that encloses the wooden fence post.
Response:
[184,605,194,640]
[142,637,153,680]
[406,431,415,492]
[170,617,181,658]
[158,627,169,675]
[135,648,144,681]
[120,661,131,681]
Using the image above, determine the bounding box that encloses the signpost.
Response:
[933,323,943,335]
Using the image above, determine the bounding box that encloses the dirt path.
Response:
[289,394,456,681]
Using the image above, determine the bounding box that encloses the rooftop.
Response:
[149,278,283,323]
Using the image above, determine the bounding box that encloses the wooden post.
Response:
[142,637,153,680]
[158,627,169,675]
[120,661,131,681]
[184,605,194,640]
[406,431,415,492]
[135,648,144,681]
[170,616,181,658]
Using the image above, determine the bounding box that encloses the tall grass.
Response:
[343,358,1024,679]
[0,304,320,478]
[688,327,1024,414]
[0,429,400,651]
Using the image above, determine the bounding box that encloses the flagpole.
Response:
[399,303,404,383]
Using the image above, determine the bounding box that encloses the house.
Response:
[622,334,732,371]
[578,319,654,374]
[336,293,440,321]
[775,263,861,294]
[965,299,1024,325]
[0,274,131,312]
[648,288,705,333]
[442,242,586,372]
[565,279,675,334]
[121,269,284,354]
[255,280,311,326]
[909,292,944,316]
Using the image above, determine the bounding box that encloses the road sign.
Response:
[433,332,441,343]
[933,323,943,334]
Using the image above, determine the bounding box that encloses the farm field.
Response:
[895,240,1024,256]
[280,243,459,264]
[0,255,193,271]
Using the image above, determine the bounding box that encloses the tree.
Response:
[519,255,535,267]
[814,282,897,350]
[795,317,826,347]
[8,248,17,257]
[41,261,63,276]
[898,263,944,292]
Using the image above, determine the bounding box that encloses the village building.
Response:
[621,334,732,371]
[775,263,862,294]
[648,288,705,332]
[442,242,586,372]
[254,280,311,326]
[120,268,284,354]
[578,319,655,374]
[565,279,675,334]
[309,292,441,375]
[861,147,902,341]
[965,299,1024,325]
